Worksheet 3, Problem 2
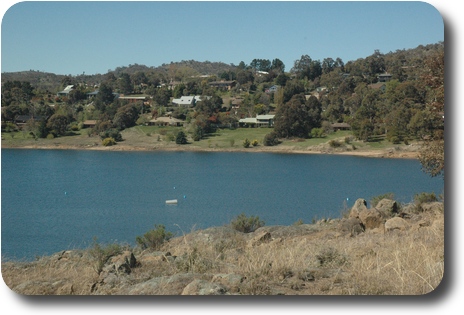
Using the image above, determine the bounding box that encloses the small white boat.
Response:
[165,199,178,205]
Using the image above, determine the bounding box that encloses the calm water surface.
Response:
[1,149,444,260]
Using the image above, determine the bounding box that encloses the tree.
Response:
[418,49,444,177]
[112,103,140,130]
[118,73,133,94]
[94,83,115,111]
[46,113,69,136]
[291,54,312,80]
[175,131,187,144]
[271,58,285,73]
[274,94,313,139]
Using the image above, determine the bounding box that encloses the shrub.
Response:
[263,131,280,146]
[136,224,174,250]
[99,128,122,141]
[316,247,347,267]
[165,133,175,142]
[311,128,324,138]
[88,238,123,274]
[251,139,259,146]
[413,192,438,212]
[102,137,116,146]
[230,213,265,233]
[229,139,235,147]
[329,139,342,148]
[243,138,251,148]
[175,131,187,144]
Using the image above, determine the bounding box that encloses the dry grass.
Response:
[2,208,444,295]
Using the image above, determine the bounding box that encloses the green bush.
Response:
[165,133,175,142]
[263,131,280,146]
[251,139,259,146]
[243,138,251,148]
[413,192,438,212]
[99,128,122,141]
[329,139,342,148]
[88,238,123,274]
[102,137,116,146]
[136,224,174,250]
[175,131,187,144]
[311,128,324,138]
[46,133,55,139]
[230,213,265,233]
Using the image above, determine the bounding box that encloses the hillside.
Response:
[2,198,444,295]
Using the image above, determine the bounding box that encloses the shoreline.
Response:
[1,142,420,159]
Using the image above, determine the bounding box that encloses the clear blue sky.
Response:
[1,1,444,75]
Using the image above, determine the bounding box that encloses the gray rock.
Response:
[349,198,368,219]
[375,199,399,216]
[181,279,228,295]
[359,208,386,230]
[385,217,410,231]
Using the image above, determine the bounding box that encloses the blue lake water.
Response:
[1,149,444,261]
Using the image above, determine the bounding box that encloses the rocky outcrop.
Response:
[2,200,444,295]
[385,217,410,231]
[375,199,399,216]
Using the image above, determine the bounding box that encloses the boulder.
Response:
[375,199,399,217]
[247,231,272,247]
[212,274,244,293]
[337,218,364,236]
[385,217,410,231]
[358,208,386,230]
[106,251,137,275]
[181,279,228,295]
[349,199,368,219]
[420,202,444,213]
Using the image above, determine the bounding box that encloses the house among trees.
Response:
[14,115,47,126]
[208,80,236,90]
[239,114,275,127]
[330,122,351,131]
[265,85,280,94]
[368,82,386,91]
[118,95,149,104]
[377,73,392,82]
[57,85,74,96]
[172,96,195,107]
[82,120,97,128]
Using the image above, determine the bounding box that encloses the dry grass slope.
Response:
[2,201,444,295]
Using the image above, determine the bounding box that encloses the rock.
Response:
[349,199,368,219]
[212,273,244,293]
[420,202,444,213]
[385,217,410,231]
[122,273,201,295]
[113,251,137,274]
[181,279,228,295]
[375,199,399,217]
[358,208,385,230]
[14,280,73,295]
[337,218,364,236]
[247,231,272,247]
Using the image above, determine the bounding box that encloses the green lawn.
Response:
[2,124,406,153]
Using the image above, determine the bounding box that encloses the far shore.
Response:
[1,142,420,159]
